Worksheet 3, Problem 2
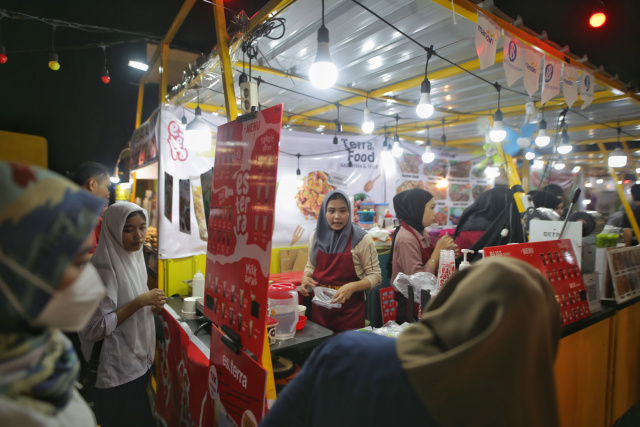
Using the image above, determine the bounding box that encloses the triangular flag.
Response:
[581,69,595,109]
[476,12,499,70]
[524,46,542,97]
[502,33,524,87]
[563,64,579,108]
[541,56,561,104]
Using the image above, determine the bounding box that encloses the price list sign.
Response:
[484,239,590,326]
[204,105,283,359]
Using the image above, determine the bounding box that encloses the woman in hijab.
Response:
[0,161,106,426]
[261,257,561,427]
[81,202,166,427]
[532,190,564,217]
[453,186,510,251]
[389,189,457,324]
[300,189,382,332]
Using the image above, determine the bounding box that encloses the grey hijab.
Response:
[309,189,367,265]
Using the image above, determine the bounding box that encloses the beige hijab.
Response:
[396,257,560,427]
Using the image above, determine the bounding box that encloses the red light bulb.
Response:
[101,66,110,84]
[0,45,7,64]
[589,12,606,28]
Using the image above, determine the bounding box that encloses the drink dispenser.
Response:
[267,283,299,340]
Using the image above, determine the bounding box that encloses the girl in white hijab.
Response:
[81,202,165,427]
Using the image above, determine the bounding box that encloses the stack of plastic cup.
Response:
[437,249,456,288]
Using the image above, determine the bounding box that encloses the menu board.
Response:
[484,239,590,326]
[606,246,640,303]
[204,105,283,359]
[380,287,398,324]
[394,155,493,228]
[209,325,267,427]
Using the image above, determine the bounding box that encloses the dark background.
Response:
[0,0,637,176]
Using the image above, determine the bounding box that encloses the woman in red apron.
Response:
[388,189,457,324]
[300,190,381,332]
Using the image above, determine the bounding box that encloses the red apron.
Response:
[312,234,365,332]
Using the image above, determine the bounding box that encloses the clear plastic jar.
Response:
[267,283,299,340]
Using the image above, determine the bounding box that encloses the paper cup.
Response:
[183,296,198,314]
[297,304,306,317]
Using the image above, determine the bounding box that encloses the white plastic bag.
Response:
[393,271,438,307]
[312,287,343,309]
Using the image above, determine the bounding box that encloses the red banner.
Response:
[156,308,213,426]
[484,239,590,326]
[380,287,398,324]
[209,325,267,426]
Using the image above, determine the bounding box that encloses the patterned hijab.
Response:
[396,257,561,427]
[309,190,367,265]
[0,162,104,413]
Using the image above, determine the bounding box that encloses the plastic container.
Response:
[192,270,205,300]
[268,283,299,340]
[359,202,375,211]
[374,203,389,218]
[296,315,307,330]
[596,225,620,248]
[359,220,374,230]
[359,211,375,222]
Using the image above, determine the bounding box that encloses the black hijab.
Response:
[453,185,509,239]
[532,191,562,210]
[387,189,434,277]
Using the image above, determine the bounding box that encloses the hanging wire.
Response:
[441,117,447,144]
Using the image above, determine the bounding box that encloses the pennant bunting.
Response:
[541,56,561,104]
[476,12,499,70]
[502,33,524,87]
[580,69,595,109]
[563,64,579,108]
[524,46,542,97]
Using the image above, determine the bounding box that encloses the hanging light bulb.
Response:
[533,160,545,169]
[416,48,435,119]
[422,126,434,163]
[608,127,627,168]
[525,150,536,160]
[100,46,110,84]
[392,116,403,157]
[0,45,7,64]
[362,98,374,134]
[554,162,566,170]
[589,2,607,28]
[296,154,303,186]
[572,166,581,173]
[489,84,506,142]
[333,104,341,144]
[181,107,188,125]
[309,0,338,89]
[557,144,572,154]
[535,121,550,147]
[441,117,447,144]
[486,167,500,178]
[48,26,60,71]
[185,92,211,152]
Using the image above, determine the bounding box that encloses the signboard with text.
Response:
[203,105,283,359]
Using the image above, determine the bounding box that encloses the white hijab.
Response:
[91,202,154,360]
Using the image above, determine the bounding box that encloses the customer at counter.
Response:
[389,189,457,324]
[0,162,106,426]
[453,185,509,251]
[81,202,165,427]
[300,189,381,332]
[262,257,561,427]
[532,190,564,217]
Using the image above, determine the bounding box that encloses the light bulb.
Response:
[0,45,7,64]
[309,25,338,89]
[608,148,627,168]
[557,144,572,154]
[48,53,60,71]
[416,81,434,119]
[380,149,394,172]
[436,178,448,189]
[486,166,500,178]
[572,166,581,173]
[554,162,565,170]
[101,67,110,84]
[489,110,506,142]
[361,107,374,134]
[525,151,536,160]
[296,169,303,187]
[185,106,211,152]
[110,176,120,184]
[636,168,640,174]
[392,141,403,158]
[596,179,604,184]
[422,146,435,163]
[533,160,545,169]
[589,12,606,28]
[535,119,550,147]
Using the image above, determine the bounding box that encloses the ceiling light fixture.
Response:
[535,104,550,147]
[309,0,338,89]
[525,150,536,160]
[416,46,435,119]
[589,2,607,28]
[362,97,374,134]
[572,166,581,173]
[392,115,403,158]
[296,153,303,187]
[608,127,627,168]
[489,83,506,142]
[422,125,435,163]
[128,60,149,71]
[333,103,341,144]
[100,45,110,84]
[185,91,211,152]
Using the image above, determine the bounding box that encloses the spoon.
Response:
[364,174,381,192]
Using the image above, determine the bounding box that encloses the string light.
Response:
[416,46,435,119]
[48,26,60,71]
[100,45,110,84]
[309,0,338,89]
[422,125,435,163]
[489,84,506,142]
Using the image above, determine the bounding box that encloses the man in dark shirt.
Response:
[621,184,640,246]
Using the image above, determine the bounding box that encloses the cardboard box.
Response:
[278,248,309,272]
[292,248,309,272]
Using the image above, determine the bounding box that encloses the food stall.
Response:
[129,0,640,425]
